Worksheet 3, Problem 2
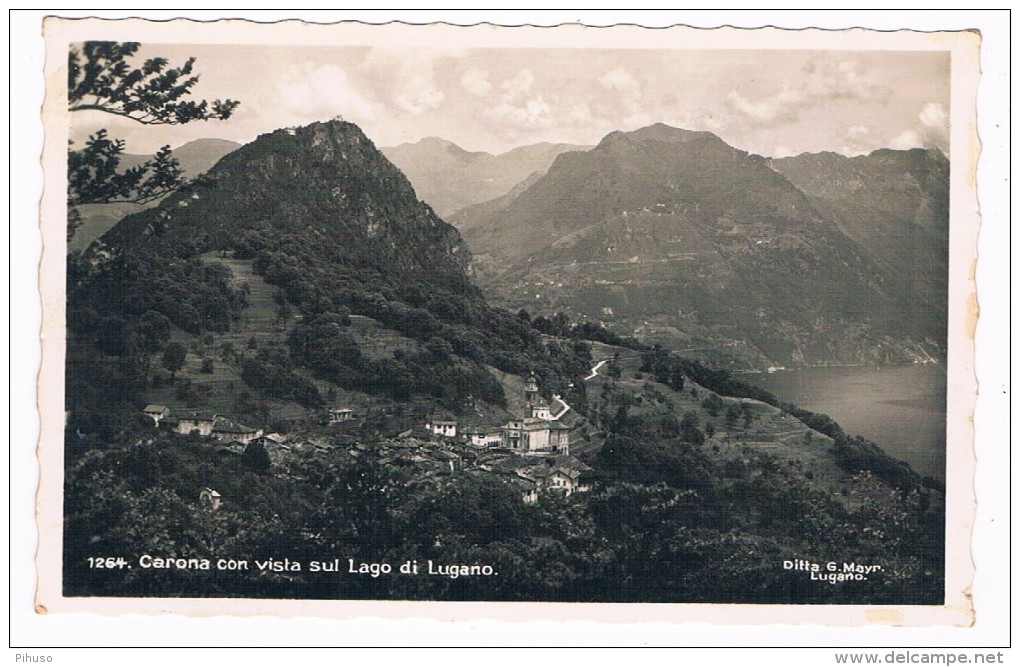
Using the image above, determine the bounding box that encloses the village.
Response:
[141,372,594,507]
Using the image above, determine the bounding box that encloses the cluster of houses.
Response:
[507,455,593,503]
[141,372,594,503]
[425,374,573,457]
[343,439,593,503]
[419,374,595,500]
[144,405,264,445]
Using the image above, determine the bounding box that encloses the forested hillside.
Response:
[64,118,944,605]
[457,124,948,369]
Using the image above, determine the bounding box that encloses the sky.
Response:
[68,42,951,159]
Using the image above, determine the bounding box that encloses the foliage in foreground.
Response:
[64,425,944,605]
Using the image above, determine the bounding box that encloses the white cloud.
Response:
[837,124,874,155]
[565,103,595,125]
[486,97,553,129]
[803,60,890,103]
[917,101,949,151]
[727,58,890,129]
[394,72,445,115]
[277,64,376,120]
[772,145,795,159]
[598,67,639,94]
[889,130,922,150]
[501,68,536,102]
[461,67,492,97]
[726,89,807,126]
[362,48,450,116]
[597,67,648,130]
[888,103,949,153]
[483,68,554,130]
[920,102,948,128]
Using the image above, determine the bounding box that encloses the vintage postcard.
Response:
[34,16,982,627]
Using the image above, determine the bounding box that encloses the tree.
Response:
[69,42,239,125]
[67,42,239,235]
[680,411,705,445]
[273,289,293,327]
[135,310,171,355]
[701,392,724,417]
[242,441,272,473]
[161,342,187,380]
[606,354,622,380]
[742,402,755,429]
[725,403,742,430]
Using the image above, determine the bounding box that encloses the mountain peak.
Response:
[383,138,588,218]
[98,118,476,288]
[414,136,456,147]
[171,137,241,153]
[868,146,948,164]
[602,123,722,147]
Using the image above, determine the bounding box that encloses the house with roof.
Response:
[143,404,170,426]
[327,407,355,424]
[510,475,539,504]
[210,418,261,445]
[176,412,218,436]
[425,420,458,438]
[502,417,571,455]
[199,487,222,510]
[250,433,290,460]
[461,426,503,448]
[530,403,553,420]
[518,456,594,498]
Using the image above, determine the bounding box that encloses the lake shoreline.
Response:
[734,359,944,376]
[734,363,947,481]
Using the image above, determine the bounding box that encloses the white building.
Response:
[426,420,458,438]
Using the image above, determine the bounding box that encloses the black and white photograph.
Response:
[27,15,991,632]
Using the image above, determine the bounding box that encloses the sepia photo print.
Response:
[36,17,981,625]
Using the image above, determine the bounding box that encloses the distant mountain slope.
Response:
[117,138,243,179]
[447,168,545,233]
[166,138,244,179]
[99,123,474,293]
[461,124,946,368]
[71,120,597,428]
[69,138,240,251]
[772,148,949,329]
[382,138,590,218]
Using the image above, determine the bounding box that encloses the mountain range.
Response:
[772,148,949,333]
[65,118,945,605]
[77,123,949,371]
[69,138,241,251]
[455,124,948,368]
[382,137,589,218]
[74,120,594,425]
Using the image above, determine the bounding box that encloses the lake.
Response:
[737,364,947,481]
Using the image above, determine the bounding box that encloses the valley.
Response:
[448,126,948,371]
[63,118,947,605]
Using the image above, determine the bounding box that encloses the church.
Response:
[500,373,571,456]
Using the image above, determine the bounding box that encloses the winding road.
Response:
[543,358,612,423]
[584,359,609,381]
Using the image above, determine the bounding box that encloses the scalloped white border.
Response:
[14,10,1007,648]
